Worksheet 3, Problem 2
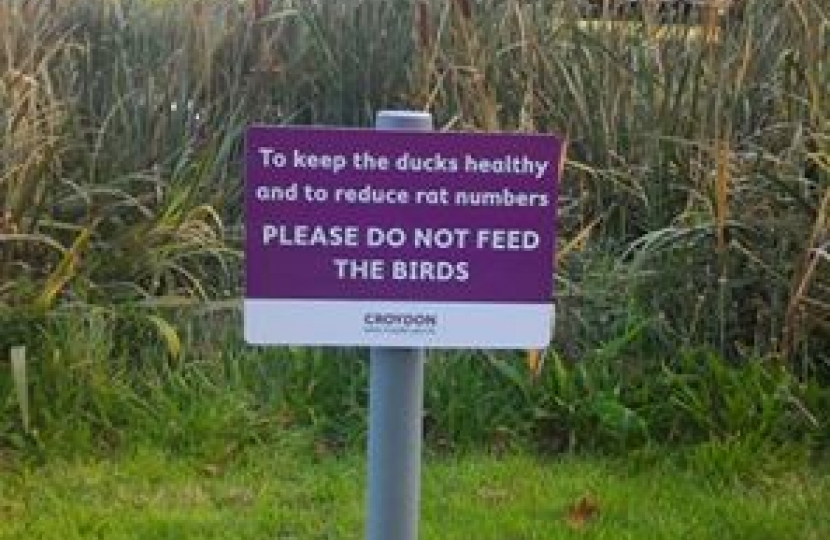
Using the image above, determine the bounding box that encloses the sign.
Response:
[244,126,565,348]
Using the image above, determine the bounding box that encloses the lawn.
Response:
[2,436,828,540]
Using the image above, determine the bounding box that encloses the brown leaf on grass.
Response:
[565,494,600,530]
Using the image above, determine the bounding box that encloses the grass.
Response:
[2,310,828,459]
[1,435,829,540]
[2,0,828,367]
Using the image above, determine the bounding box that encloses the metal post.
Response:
[367,110,433,540]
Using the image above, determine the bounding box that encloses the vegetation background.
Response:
[0,0,828,471]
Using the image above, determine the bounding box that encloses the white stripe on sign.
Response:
[244,299,554,349]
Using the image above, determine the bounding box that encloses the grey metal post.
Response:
[367,110,433,540]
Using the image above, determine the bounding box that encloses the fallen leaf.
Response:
[565,494,600,530]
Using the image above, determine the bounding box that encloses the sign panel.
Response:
[244,126,565,348]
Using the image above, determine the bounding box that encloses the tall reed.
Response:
[1,0,827,370]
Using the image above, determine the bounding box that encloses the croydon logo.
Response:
[363,312,438,336]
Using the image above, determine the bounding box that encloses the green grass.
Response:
[2,437,829,540]
[3,312,828,458]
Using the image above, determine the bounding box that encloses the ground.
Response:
[2,437,828,540]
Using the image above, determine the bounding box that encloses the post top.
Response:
[375,110,433,131]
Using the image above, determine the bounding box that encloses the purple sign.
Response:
[244,126,565,348]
